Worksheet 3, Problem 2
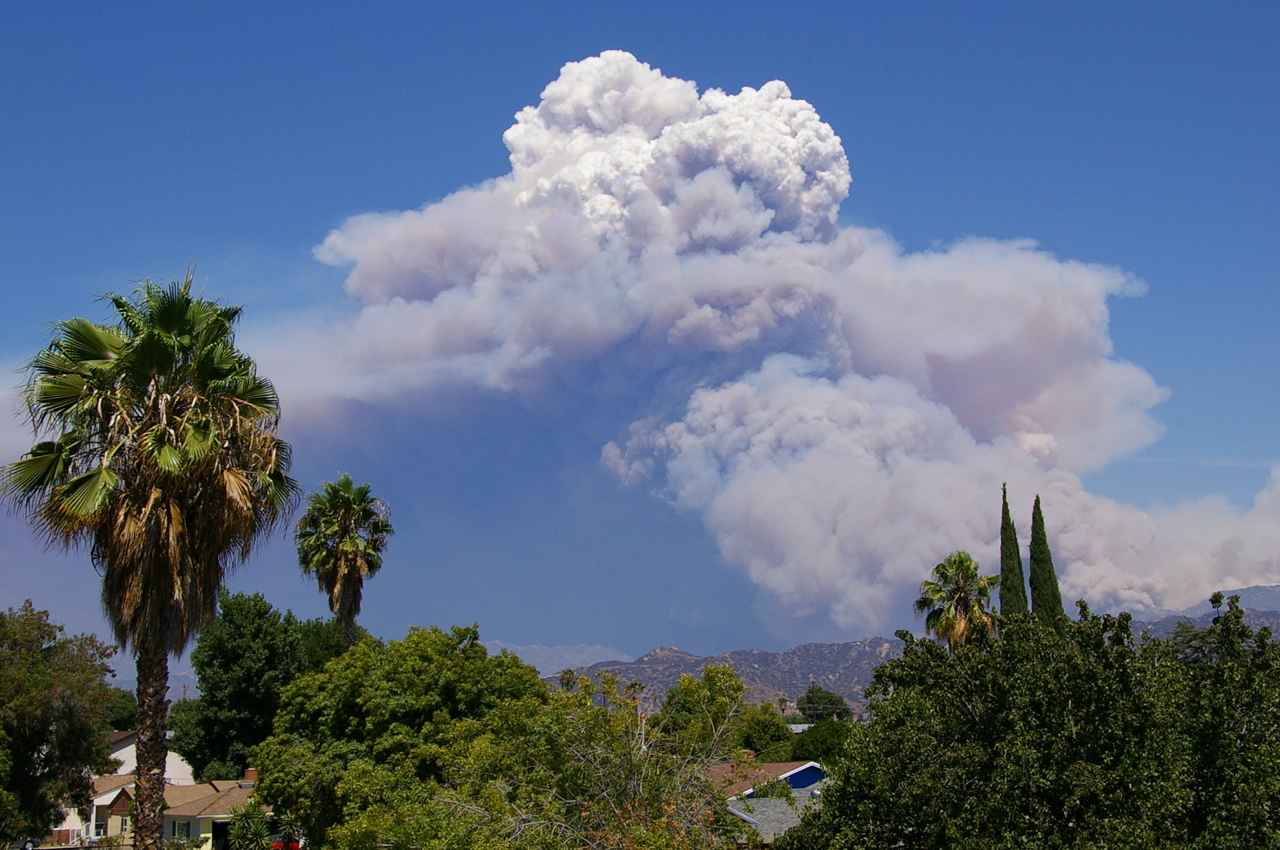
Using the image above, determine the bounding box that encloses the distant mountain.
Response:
[558,587,1280,713]
[561,637,900,712]
[1179,585,1280,617]
[1135,609,1280,639]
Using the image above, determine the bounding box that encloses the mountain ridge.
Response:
[551,587,1280,712]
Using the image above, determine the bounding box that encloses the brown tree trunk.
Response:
[133,643,169,850]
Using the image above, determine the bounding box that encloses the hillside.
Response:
[1137,608,1280,639]
[563,637,900,712]
[555,591,1280,713]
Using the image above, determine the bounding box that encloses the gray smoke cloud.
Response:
[256,51,1279,631]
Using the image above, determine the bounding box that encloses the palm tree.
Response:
[913,551,1000,653]
[294,474,393,645]
[1,274,297,850]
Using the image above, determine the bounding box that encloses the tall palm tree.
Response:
[913,551,1000,653]
[1,274,297,850]
[294,474,393,645]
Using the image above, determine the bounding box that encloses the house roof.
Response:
[108,730,137,747]
[165,785,257,818]
[727,781,826,845]
[93,775,136,797]
[712,761,825,798]
[163,783,222,809]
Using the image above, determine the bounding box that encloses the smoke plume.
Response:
[262,51,1279,631]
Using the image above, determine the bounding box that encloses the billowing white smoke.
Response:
[273,51,1279,630]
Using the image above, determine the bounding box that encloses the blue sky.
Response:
[1,2,1277,666]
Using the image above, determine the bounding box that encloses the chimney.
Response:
[238,768,258,788]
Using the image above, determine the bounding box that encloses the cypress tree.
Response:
[1028,494,1065,625]
[998,484,1028,615]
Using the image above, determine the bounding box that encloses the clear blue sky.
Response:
[1,2,1276,662]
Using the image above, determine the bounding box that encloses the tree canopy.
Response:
[794,684,850,723]
[253,626,754,850]
[169,591,360,782]
[731,702,794,761]
[777,597,1280,849]
[252,624,546,848]
[789,718,851,764]
[0,602,118,842]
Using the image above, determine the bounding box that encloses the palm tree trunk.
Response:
[134,642,170,850]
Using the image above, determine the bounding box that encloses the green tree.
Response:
[296,615,365,675]
[777,609,1193,850]
[295,475,393,645]
[1028,495,1065,625]
[170,592,301,781]
[326,665,752,850]
[998,484,1028,615]
[913,550,1000,652]
[1,277,298,850]
[0,602,118,842]
[794,684,850,723]
[1164,593,1280,845]
[169,592,361,782]
[789,719,851,764]
[732,703,793,761]
[105,686,137,731]
[252,624,545,848]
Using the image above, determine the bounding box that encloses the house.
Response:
[45,770,262,849]
[106,730,196,785]
[717,761,827,847]
[161,771,259,850]
[49,730,198,846]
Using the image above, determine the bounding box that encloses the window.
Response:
[121,818,130,833]
[172,822,191,838]
[95,824,107,838]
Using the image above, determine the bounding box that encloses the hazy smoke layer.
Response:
[275,51,1278,629]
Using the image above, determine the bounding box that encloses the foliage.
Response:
[295,474,393,645]
[1163,593,1280,846]
[789,719,850,764]
[329,665,751,850]
[794,684,850,723]
[777,597,1280,849]
[732,703,793,761]
[254,626,752,850]
[170,592,300,781]
[297,616,365,675]
[0,275,297,850]
[252,624,545,848]
[1028,494,1064,625]
[913,550,1000,652]
[997,484,1027,615]
[106,686,138,731]
[658,665,754,752]
[169,592,360,783]
[163,836,206,850]
[228,804,271,850]
[0,602,118,842]
[165,698,208,769]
